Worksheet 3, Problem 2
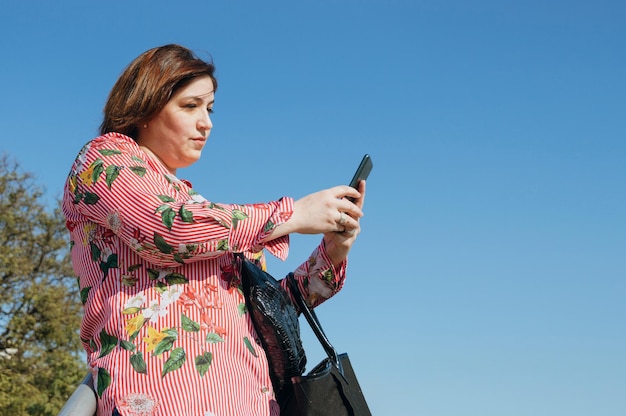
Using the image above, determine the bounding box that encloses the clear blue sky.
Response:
[2,1,625,415]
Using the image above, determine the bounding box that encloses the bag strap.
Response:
[287,273,342,370]
[289,273,372,415]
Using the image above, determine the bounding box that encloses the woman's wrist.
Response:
[322,235,348,269]
[258,197,295,243]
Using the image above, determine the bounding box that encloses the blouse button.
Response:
[261,386,270,395]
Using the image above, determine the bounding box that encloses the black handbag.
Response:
[237,254,307,401]
[283,273,372,416]
[238,253,371,415]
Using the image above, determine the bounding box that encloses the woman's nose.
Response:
[198,113,212,132]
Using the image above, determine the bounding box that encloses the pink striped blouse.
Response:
[62,133,347,416]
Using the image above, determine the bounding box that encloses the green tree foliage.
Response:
[0,156,86,415]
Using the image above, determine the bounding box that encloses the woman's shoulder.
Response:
[68,132,146,177]
[88,132,138,151]
[73,132,143,164]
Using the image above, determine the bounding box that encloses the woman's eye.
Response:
[207,108,214,114]
[185,103,198,109]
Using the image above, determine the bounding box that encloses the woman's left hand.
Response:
[323,180,366,268]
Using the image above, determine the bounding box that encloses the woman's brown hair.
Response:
[100,44,217,140]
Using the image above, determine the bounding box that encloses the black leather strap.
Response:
[287,273,342,370]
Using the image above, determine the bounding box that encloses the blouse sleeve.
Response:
[280,240,348,309]
[63,134,293,267]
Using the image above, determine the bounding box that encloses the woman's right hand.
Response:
[268,185,363,238]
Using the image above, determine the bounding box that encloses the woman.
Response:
[62,44,365,416]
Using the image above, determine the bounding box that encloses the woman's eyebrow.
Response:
[184,94,215,104]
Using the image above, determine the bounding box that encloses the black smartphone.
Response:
[347,154,372,201]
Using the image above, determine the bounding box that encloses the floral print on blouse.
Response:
[62,133,347,416]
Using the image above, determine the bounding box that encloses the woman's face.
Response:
[137,75,215,174]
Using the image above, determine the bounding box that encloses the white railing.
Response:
[57,373,97,416]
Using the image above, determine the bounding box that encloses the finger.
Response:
[335,212,347,232]
[340,221,360,239]
[337,200,363,219]
[337,182,365,216]
[335,212,361,234]
[340,215,360,233]
[355,180,366,209]
[331,185,361,201]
